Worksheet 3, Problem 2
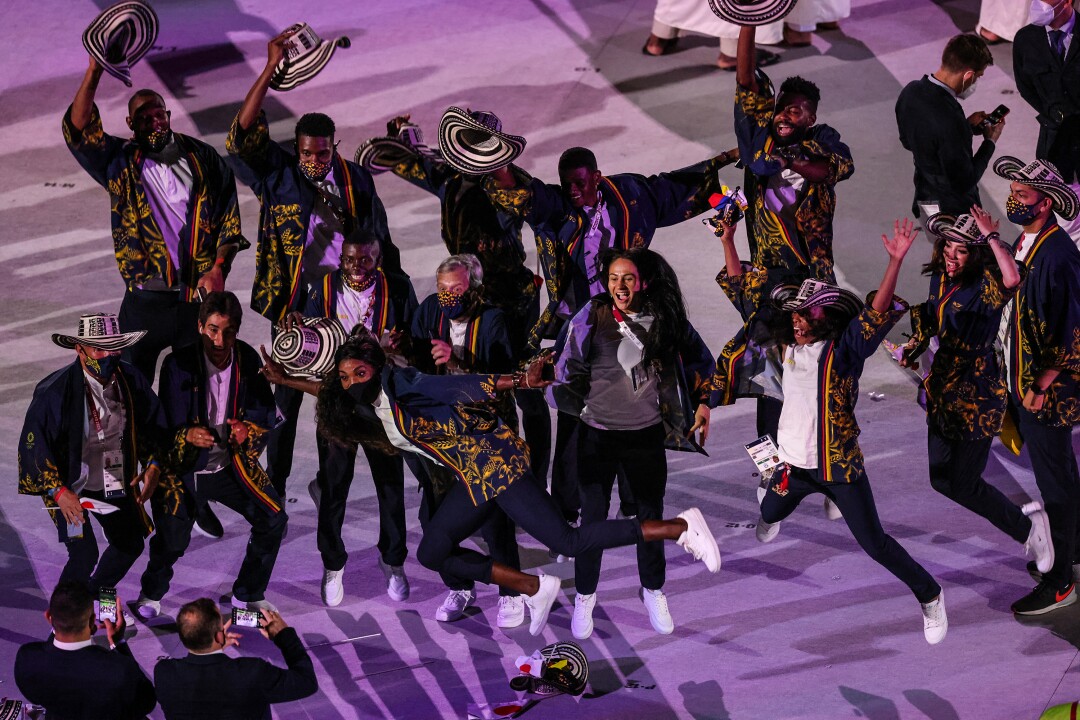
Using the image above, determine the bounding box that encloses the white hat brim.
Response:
[354,137,439,175]
[82,1,158,88]
[438,106,526,174]
[708,0,799,26]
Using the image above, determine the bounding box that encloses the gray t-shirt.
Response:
[580,308,662,431]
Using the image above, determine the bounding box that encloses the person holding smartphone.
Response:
[551,247,714,639]
[155,598,317,719]
[15,581,156,719]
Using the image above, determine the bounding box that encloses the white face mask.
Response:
[1029,0,1063,27]
[958,75,978,100]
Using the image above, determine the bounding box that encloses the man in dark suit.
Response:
[896,33,1004,221]
[1014,0,1080,242]
[15,581,156,719]
[154,598,317,719]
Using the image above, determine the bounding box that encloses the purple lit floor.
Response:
[1,0,1079,718]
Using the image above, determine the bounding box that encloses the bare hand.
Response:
[278,311,306,332]
[967,111,988,129]
[259,345,289,385]
[382,329,406,353]
[267,28,299,68]
[688,404,711,445]
[897,339,920,370]
[525,349,556,389]
[132,464,159,503]
[101,594,125,644]
[969,204,999,238]
[430,339,453,366]
[882,218,920,261]
[1023,388,1047,413]
[57,489,84,527]
[222,619,241,649]
[226,418,249,447]
[185,426,217,449]
[196,266,225,295]
[259,608,288,640]
[387,114,411,136]
[984,117,1006,143]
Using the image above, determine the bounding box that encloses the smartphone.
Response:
[981,104,1010,128]
[231,607,262,629]
[196,286,209,303]
[98,587,117,623]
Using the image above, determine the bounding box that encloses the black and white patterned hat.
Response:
[270,23,351,92]
[926,213,988,245]
[510,641,589,697]
[770,278,863,318]
[52,313,146,351]
[708,0,800,26]
[438,107,526,174]
[993,156,1079,221]
[271,317,347,379]
[82,0,158,87]
[355,122,441,175]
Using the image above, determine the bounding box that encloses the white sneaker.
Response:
[524,574,560,636]
[756,517,780,543]
[435,589,476,622]
[1022,502,1055,574]
[379,559,410,601]
[824,497,843,521]
[920,590,948,645]
[496,595,525,629]
[322,568,344,607]
[641,588,674,635]
[232,596,278,614]
[134,594,160,619]
[676,508,721,573]
[571,592,597,640]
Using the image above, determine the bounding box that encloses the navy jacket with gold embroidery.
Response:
[18,360,166,541]
[305,269,417,337]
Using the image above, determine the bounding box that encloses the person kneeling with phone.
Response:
[15,581,156,719]
[154,598,317,719]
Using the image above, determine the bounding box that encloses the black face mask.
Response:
[85,353,121,381]
[345,378,380,407]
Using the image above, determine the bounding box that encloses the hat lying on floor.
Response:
[82,0,158,87]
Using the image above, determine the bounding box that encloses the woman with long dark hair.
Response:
[267,330,722,637]
[899,210,1052,580]
[552,247,715,639]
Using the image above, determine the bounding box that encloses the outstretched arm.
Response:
[71,57,105,131]
[237,29,296,131]
[736,26,758,92]
[970,204,1021,290]
[873,218,919,312]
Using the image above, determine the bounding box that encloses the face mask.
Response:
[85,353,121,381]
[1006,194,1043,224]
[138,128,170,153]
[1029,0,1062,26]
[345,379,379,406]
[437,289,467,320]
[299,157,332,182]
[958,76,978,100]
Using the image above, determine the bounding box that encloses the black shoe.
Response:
[1027,561,1042,584]
[1011,581,1078,615]
[193,504,224,540]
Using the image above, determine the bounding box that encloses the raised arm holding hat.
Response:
[986,156,1080,616]
[18,313,168,592]
[65,9,246,383]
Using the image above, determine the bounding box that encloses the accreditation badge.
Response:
[102,450,126,499]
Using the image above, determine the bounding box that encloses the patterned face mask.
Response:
[1006,194,1042,225]
[299,157,332,182]
[437,289,467,319]
[139,128,170,153]
[85,353,120,381]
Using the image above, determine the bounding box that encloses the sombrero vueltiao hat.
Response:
[52,313,146,351]
[82,0,159,87]
[355,122,441,175]
[708,0,800,26]
[438,107,526,174]
[510,641,589,697]
[269,23,351,92]
[993,156,1079,221]
[0,699,22,720]
[271,317,347,379]
[770,278,863,318]
[925,213,988,245]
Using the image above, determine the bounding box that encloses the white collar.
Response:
[53,638,94,651]
[927,73,958,99]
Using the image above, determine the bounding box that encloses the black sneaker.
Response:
[1011,581,1078,615]
[193,503,224,540]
